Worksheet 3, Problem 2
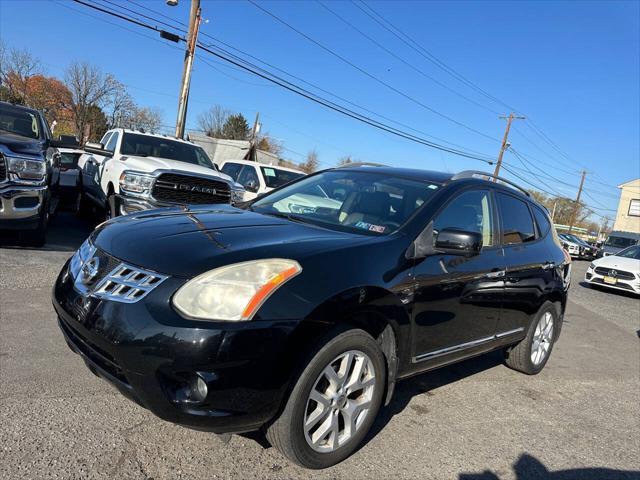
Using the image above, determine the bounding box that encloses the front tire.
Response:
[105,194,119,221]
[504,301,560,375]
[267,328,386,469]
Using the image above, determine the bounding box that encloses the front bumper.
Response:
[0,184,47,229]
[52,257,297,434]
[585,268,640,294]
[117,193,172,216]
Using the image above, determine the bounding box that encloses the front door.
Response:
[411,188,504,364]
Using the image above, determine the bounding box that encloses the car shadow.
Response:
[579,281,639,299]
[459,452,639,479]
[0,210,93,253]
[360,349,505,449]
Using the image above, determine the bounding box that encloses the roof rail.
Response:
[335,162,388,169]
[450,170,530,197]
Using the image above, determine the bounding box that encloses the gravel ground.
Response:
[1,213,639,480]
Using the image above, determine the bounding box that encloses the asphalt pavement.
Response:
[1,213,639,480]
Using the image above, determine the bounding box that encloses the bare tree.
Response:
[129,106,163,133]
[298,149,319,174]
[257,133,284,156]
[0,41,42,103]
[108,80,136,128]
[65,61,118,141]
[337,155,354,166]
[197,105,230,137]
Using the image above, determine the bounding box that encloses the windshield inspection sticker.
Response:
[355,221,386,233]
[263,168,276,177]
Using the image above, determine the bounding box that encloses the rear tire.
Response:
[504,302,560,375]
[266,328,386,469]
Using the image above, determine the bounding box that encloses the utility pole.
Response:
[493,112,525,179]
[551,201,557,222]
[244,112,260,161]
[568,170,587,233]
[175,0,201,139]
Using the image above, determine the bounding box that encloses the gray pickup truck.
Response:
[0,101,67,245]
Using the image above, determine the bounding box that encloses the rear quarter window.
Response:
[532,205,551,237]
[497,192,536,245]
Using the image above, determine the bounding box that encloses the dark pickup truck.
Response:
[0,101,69,245]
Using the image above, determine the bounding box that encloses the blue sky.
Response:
[1,0,638,219]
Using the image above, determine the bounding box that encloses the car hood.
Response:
[122,155,234,183]
[0,133,45,156]
[92,205,368,277]
[593,255,640,272]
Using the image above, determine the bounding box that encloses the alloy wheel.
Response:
[531,311,554,365]
[303,350,376,453]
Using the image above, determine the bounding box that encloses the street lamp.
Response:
[166,0,178,6]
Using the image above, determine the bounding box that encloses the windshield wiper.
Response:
[262,211,307,224]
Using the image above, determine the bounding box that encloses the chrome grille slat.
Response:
[93,264,168,303]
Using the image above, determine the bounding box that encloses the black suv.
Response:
[52,166,570,469]
[0,101,66,245]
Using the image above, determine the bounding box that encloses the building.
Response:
[187,132,281,167]
[612,178,640,233]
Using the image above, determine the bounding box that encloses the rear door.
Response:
[495,192,554,335]
[411,188,505,363]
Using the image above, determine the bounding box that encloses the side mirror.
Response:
[434,228,483,257]
[84,142,113,158]
[244,179,259,193]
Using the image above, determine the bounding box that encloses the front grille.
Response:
[151,173,231,205]
[594,267,635,280]
[93,263,168,303]
[0,154,6,182]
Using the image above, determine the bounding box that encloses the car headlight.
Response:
[6,157,46,180]
[119,171,154,196]
[231,187,245,204]
[172,259,302,321]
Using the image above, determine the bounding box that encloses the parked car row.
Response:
[2,101,311,244]
[558,233,598,260]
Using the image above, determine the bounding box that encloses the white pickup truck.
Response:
[78,128,244,219]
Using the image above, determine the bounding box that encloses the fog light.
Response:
[193,375,208,402]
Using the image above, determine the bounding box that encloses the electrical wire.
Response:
[70,0,497,164]
[247,0,501,144]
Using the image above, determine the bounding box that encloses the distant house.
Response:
[613,178,640,233]
[187,132,280,167]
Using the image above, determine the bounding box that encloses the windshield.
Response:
[261,166,305,188]
[605,235,637,248]
[120,133,215,170]
[0,105,41,139]
[614,245,640,259]
[251,170,440,235]
[59,152,81,167]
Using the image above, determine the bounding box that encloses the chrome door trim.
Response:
[412,327,524,363]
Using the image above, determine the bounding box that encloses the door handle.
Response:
[485,269,505,279]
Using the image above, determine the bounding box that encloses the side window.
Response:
[237,165,260,186]
[100,132,112,146]
[497,193,536,244]
[221,162,242,181]
[433,189,494,247]
[532,205,551,237]
[105,132,119,152]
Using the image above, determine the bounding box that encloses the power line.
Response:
[248,0,501,144]
[316,0,502,116]
[352,0,519,113]
[70,0,497,164]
